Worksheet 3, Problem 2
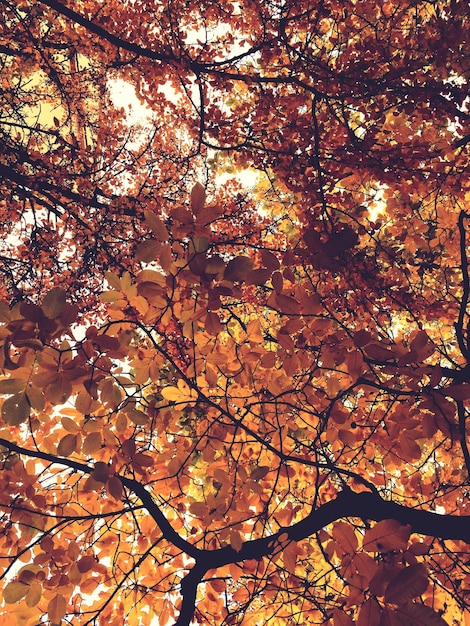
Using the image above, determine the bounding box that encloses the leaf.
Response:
[42,287,67,319]
[57,433,79,457]
[384,563,429,604]
[332,608,355,626]
[107,475,123,500]
[161,380,198,405]
[363,520,411,553]
[25,385,45,411]
[190,182,206,216]
[104,271,122,291]
[25,582,42,608]
[205,312,223,335]
[136,239,160,263]
[47,593,66,624]
[1,392,30,426]
[282,542,301,574]
[332,520,358,554]
[82,431,102,455]
[0,378,27,394]
[224,256,254,282]
[125,407,149,425]
[250,466,270,481]
[260,249,280,271]
[357,597,382,626]
[443,384,470,400]
[61,416,80,433]
[47,376,73,405]
[230,529,243,553]
[3,581,29,603]
[77,555,95,573]
[388,602,449,625]
[144,210,169,240]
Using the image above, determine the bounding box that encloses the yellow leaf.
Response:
[25,582,42,608]
[3,581,29,603]
[161,379,198,404]
[104,271,122,291]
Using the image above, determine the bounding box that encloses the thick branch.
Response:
[456,211,470,360]
[203,487,470,571]
[175,488,470,625]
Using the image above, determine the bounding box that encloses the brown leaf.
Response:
[47,594,67,624]
[224,256,254,282]
[57,433,79,457]
[42,287,67,319]
[384,563,429,604]
[190,182,206,215]
[144,210,169,240]
[363,519,411,553]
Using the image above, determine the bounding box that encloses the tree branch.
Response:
[0,437,201,559]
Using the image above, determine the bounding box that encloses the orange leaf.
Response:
[144,210,169,240]
[230,529,243,553]
[82,431,102,455]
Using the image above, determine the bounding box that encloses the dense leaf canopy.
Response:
[0,0,469,624]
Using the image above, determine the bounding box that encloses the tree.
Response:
[0,0,469,624]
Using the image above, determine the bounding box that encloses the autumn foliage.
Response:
[0,0,470,624]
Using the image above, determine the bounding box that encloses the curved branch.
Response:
[0,437,201,559]
[173,487,470,624]
[455,211,470,360]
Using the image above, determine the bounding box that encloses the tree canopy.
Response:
[0,0,469,624]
